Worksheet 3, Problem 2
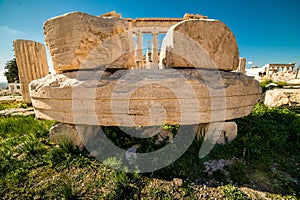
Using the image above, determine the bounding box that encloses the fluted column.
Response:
[14,39,49,103]
[238,57,246,74]
[152,32,159,67]
[136,32,143,62]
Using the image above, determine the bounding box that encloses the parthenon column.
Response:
[136,32,143,62]
[238,57,246,74]
[152,32,159,67]
[14,39,49,103]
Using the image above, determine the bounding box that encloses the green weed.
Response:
[0,101,27,111]
[222,184,251,200]
[51,175,79,200]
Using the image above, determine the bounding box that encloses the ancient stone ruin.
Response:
[235,58,246,74]
[14,39,49,103]
[28,11,261,147]
[264,88,300,108]
[259,62,300,108]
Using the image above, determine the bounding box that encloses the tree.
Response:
[4,58,19,83]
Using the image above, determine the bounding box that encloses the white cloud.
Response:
[0,69,7,82]
[247,61,253,65]
[0,25,27,35]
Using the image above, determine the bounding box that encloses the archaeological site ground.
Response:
[0,11,300,199]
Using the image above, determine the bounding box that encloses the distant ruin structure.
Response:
[265,63,296,76]
[7,83,21,95]
[236,58,246,74]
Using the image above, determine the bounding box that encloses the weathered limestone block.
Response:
[30,69,261,126]
[44,12,134,73]
[264,89,300,108]
[183,13,208,20]
[100,11,122,18]
[50,123,84,149]
[49,123,99,150]
[194,121,237,144]
[160,19,239,71]
[14,40,49,103]
[287,79,300,86]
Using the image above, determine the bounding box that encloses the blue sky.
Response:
[0,0,299,82]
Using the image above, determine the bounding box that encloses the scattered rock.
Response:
[195,121,238,144]
[125,145,138,165]
[0,96,23,104]
[287,79,300,86]
[264,88,300,108]
[0,108,34,116]
[49,123,99,150]
[173,178,183,187]
[0,90,12,96]
[203,158,235,176]
[50,123,84,150]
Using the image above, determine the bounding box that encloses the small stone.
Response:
[49,123,84,150]
[49,123,99,150]
[195,122,238,144]
[287,79,300,86]
[173,178,183,187]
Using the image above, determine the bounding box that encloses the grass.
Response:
[0,103,299,199]
[260,79,288,93]
[0,101,27,111]
[222,185,251,200]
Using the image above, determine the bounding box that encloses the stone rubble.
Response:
[264,88,300,108]
[203,158,236,176]
[0,96,23,104]
[0,108,35,116]
[287,79,300,86]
